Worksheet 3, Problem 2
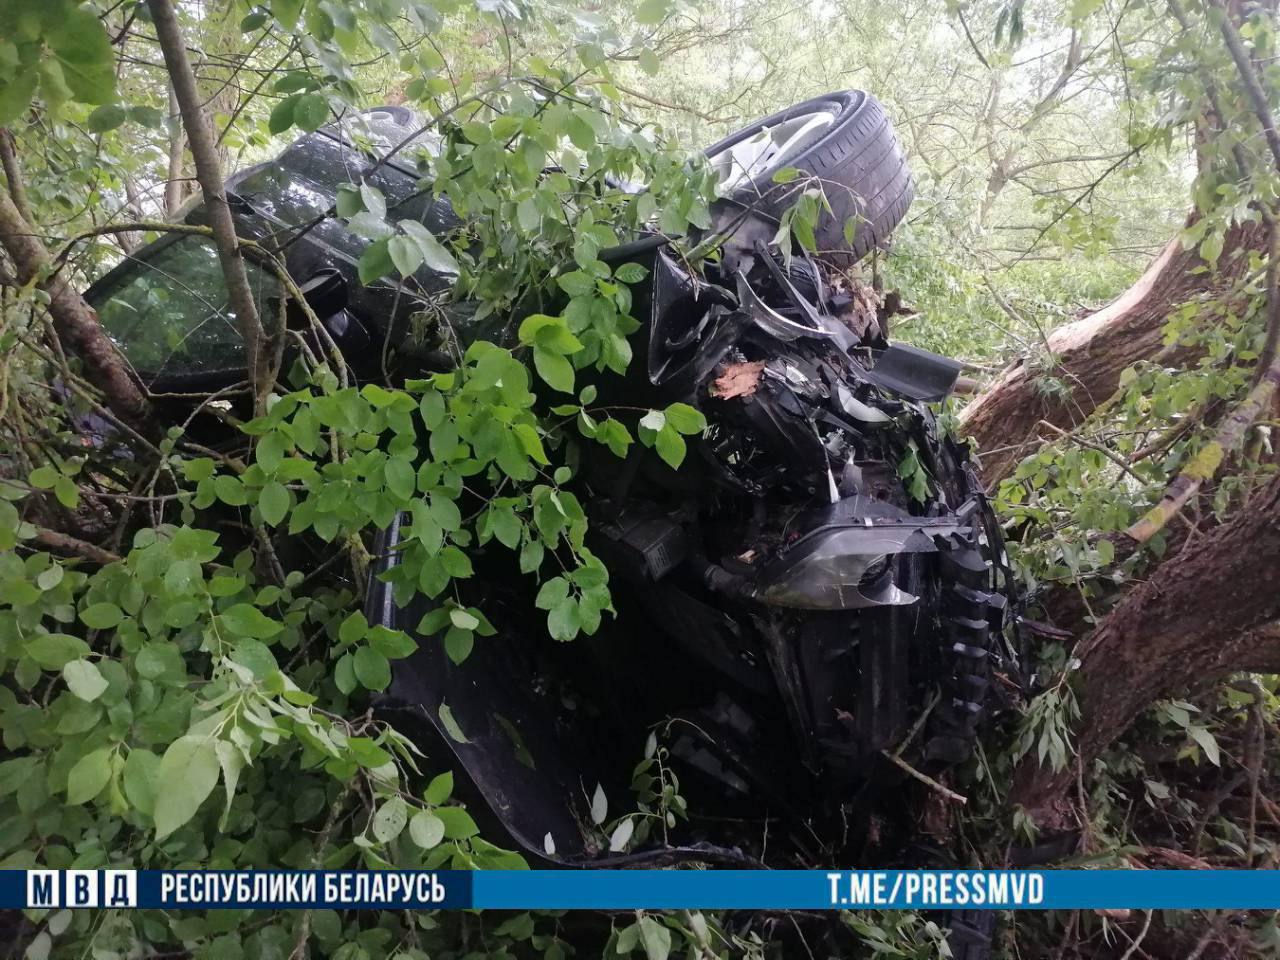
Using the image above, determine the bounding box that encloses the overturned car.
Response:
[85,92,1022,881]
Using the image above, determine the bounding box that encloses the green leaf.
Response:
[28,465,59,489]
[591,783,607,824]
[638,48,660,76]
[122,749,160,816]
[63,659,108,701]
[663,402,706,434]
[614,262,649,284]
[272,0,305,28]
[53,476,79,508]
[46,6,116,106]
[154,736,221,839]
[639,409,666,432]
[438,703,468,743]
[517,197,540,232]
[214,475,248,506]
[409,810,446,848]
[435,805,479,839]
[347,737,392,768]
[533,348,574,393]
[136,644,185,682]
[293,92,330,132]
[25,633,89,670]
[258,481,289,526]
[389,234,424,277]
[385,457,416,500]
[1188,725,1221,766]
[444,626,473,664]
[214,740,244,830]
[653,426,686,468]
[353,646,391,691]
[547,597,580,642]
[449,607,479,631]
[220,603,283,639]
[334,654,357,695]
[638,915,671,960]
[336,184,362,218]
[66,748,112,805]
[230,638,277,679]
[419,390,446,429]
[556,271,595,297]
[609,815,636,852]
[360,182,387,219]
[268,95,298,135]
[636,0,669,24]
[424,770,453,805]
[369,626,415,659]
[358,239,394,285]
[339,611,368,644]
[0,69,38,127]
[519,539,544,574]
[86,103,126,133]
[36,565,63,591]
[80,602,123,629]
[400,220,460,275]
[372,797,408,843]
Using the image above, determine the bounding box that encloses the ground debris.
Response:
[710,360,767,399]
[828,272,883,340]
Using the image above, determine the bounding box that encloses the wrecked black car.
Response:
[84,93,1021,883]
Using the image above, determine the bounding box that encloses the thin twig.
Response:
[1117,909,1153,960]
[880,750,968,804]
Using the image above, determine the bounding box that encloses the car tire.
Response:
[943,910,995,960]
[704,90,913,265]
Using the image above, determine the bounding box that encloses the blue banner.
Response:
[4,869,1280,910]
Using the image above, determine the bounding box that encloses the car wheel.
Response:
[703,90,913,265]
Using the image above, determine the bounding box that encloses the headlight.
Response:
[755,526,944,610]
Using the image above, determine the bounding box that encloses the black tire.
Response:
[942,910,995,960]
[704,90,913,265]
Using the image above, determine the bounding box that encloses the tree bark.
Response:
[959,220,1265,484]
[164,84,186,216]
[0,129,33,225]
[1219,622,1280,674]
[0,186,151,429]
[1012,471,1280,820]
[147,0,270,408]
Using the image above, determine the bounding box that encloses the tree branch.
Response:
[0,176,152,430]
[0,128,33,225]
[32,528,123,565]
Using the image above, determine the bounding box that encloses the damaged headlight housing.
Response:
[755,526,944,610]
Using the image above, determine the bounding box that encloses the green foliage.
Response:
[8,0,1280,955]
[0,0,116,123]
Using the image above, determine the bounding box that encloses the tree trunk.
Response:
[0,187,152,430]
[147,0,269,409]
[959,220,1265,484]
[1012,470,1280,821]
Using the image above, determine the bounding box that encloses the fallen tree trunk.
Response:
[1012,470,1280,821]
[960,220,1265,484]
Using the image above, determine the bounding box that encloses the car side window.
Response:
[95,235,279,383]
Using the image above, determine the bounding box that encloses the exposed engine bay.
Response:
[374,238,1023,867]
